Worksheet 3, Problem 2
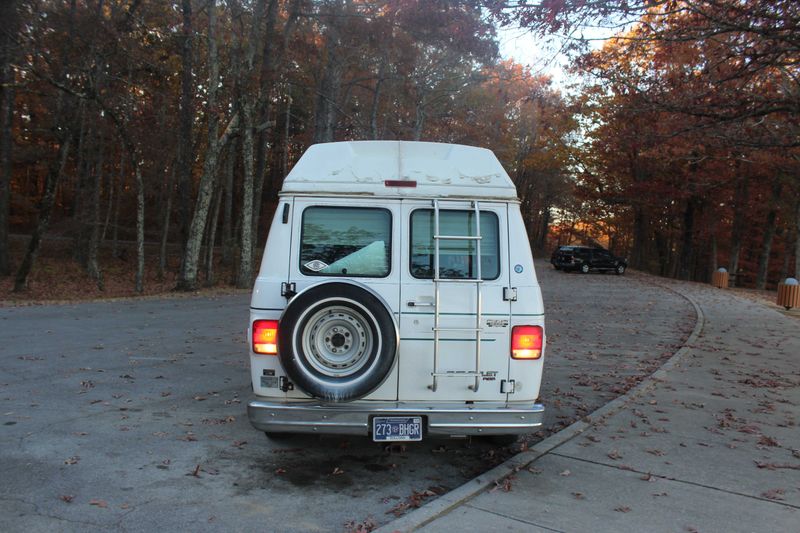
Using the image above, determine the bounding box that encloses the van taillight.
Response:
[511,325,543,360]
[253,320,279,355]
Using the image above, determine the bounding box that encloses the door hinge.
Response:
[279,376,294,392]
[501,379,516,394]
[503,287,518,301]
[281,282,296,299]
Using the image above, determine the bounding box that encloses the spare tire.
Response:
[278,283,397,402]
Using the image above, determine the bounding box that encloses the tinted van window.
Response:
[410,210,499,280]
[300,207,391,277]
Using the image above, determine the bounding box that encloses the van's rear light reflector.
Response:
[511,325,543,360]
[253,320,279,355]
[384,180,417,188]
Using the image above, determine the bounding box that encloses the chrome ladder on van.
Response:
[428,199,483,393]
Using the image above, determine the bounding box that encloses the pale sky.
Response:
[497,24,617,91]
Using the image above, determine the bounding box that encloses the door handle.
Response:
[407,301,435,307]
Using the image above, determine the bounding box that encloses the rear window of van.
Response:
[410,209,500,280]
[300,206,391,277]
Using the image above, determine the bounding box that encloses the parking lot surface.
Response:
[396,278,799,533]
[0,263,694,531]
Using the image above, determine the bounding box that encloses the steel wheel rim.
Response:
[301,305,374,377]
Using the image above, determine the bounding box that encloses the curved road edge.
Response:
[375,278,706,533]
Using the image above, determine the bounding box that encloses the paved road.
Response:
[0,262,693,532]
[389,279,800,532]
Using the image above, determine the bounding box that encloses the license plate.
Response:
[372,416,422,442]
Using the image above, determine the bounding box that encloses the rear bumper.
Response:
[248,399,545,437]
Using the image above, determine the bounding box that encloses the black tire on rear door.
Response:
[278,283,397,402]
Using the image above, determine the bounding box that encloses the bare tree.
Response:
[178,0,238,290]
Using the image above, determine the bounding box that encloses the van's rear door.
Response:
[398,200,511,401]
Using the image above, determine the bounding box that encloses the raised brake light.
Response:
[384,180,417,187]
[511,325,543,360]
[253,320,279,355]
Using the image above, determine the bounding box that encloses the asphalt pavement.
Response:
[380,279,800,533]
[1,264,695,532]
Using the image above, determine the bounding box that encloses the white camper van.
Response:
[247,141,545,442]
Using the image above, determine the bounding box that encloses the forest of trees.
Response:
[494,0,800,288]
[0,0,797,296]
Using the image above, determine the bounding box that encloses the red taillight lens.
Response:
[511,325,543,360]
[253,320,279,355]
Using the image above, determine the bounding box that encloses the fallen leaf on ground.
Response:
[614,506,632,513]
[89,499,108,508]
[64,456,80,465]
[757,435,779,447]
[754,461,800,470]
[60,495,74,503]
[490,476,514,493]
[761,489,785,500]
[343,517,377,533]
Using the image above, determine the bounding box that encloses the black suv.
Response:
[551,246,627,275]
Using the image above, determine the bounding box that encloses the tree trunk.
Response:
[14,138,71,291]
[204,182,222,286]
[237,101,256,288]
[710,231,718,277]
[251,0,279,256]
[312,35,342,143]
[158,165,175,281]
[87,132,104,289]
[232,0,268,289]
[100,151,121,243]
[282,93,292,178]
[176,0,194,259]
[631,205,647,269]
[111,157,123,258]
[72,105,90,265]
[413,100,425,141]
[678,196,698,280]
[779,226,792,282]
[221,143,234,266]
[177,0,231,291]
[537,205,551,251]
[755,180,783,290]
[794,196,800,280]
[134,162,144,293]
[369,63,385,139]
[0,0,16,275]
[728,175,749,286]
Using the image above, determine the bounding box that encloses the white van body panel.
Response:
[397,199,511,402]
[247,141,545,437]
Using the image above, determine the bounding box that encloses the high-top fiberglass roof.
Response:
[281,141,517,200]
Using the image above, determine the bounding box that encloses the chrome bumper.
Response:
[247,399,544,437]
